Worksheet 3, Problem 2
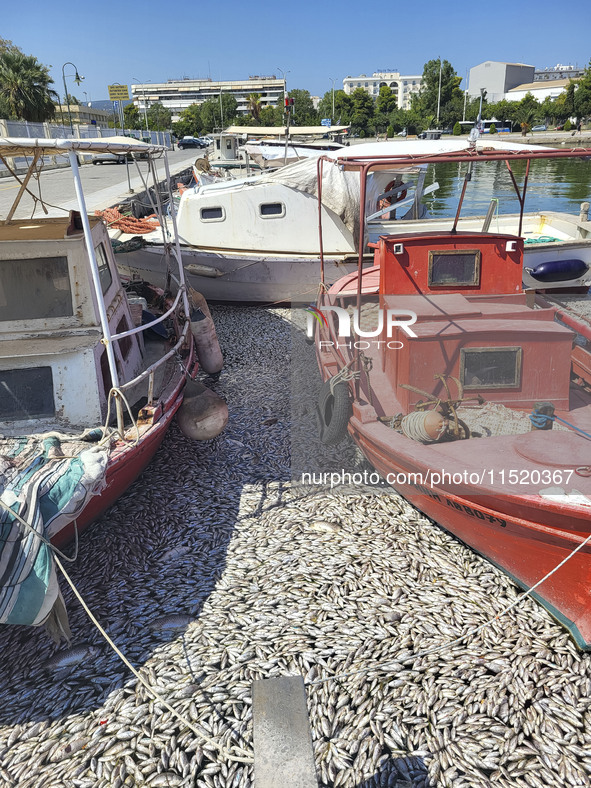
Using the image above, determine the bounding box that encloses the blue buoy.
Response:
[526,259,589,282]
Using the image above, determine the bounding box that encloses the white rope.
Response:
[53,555,253,764]
[401,411,443,443]
[307,530,591,686]
[98,387,141,447]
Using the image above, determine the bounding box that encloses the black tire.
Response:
[317,378,351,446]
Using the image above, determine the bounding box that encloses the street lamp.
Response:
[330,77,337,124]
[133,77,150,134]
[62,62,84,134]
[276,67,290,107]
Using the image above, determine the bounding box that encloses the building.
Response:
[131,77,285,123]
[468,62,535,102]
[534,64,586,82]
[506,79,577,102]
[343,71,422,110]
[52,103,112,127]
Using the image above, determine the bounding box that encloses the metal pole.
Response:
[436,58,442,125]
[330,78,336,124]
[62,66,74,134]
[67,149,120,393]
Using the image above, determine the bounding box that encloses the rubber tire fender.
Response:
[317,378,352,446]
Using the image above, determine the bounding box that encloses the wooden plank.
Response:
[252,676,318,788]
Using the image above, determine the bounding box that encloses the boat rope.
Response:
[0,498,79,564]
[400,411,442,443]
[329,360,359,395]
[53,555,254,764]
[306,529,591,687]
[99,387,141,447]
[0,498,253,762]
[529,410,591,440]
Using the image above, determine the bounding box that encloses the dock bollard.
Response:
[252,676,318,788]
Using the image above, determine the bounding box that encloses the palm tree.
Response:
[0,51,58,122]
[247,93,262,123]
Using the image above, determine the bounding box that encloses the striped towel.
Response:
[0,436,108,627]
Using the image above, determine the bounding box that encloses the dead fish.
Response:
[46,644,100,671]
[308,520,341,533]
[261,417,278,426]
[147,614,194,632]
[161,545,190,562]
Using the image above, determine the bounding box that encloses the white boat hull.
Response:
[115,243,363,303]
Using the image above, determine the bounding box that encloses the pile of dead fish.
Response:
[0,306,590,788]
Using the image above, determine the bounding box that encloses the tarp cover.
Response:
[0,434,108,627]
[0,136,165,158]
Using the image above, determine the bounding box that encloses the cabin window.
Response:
[460,347,522,389]
[259,202,285,218]
[115,315,133,360]
[200,206,225,221]
[95,243,113,294]
[428,250,481,287]
[0,367,55,420]
[0,256,73,322]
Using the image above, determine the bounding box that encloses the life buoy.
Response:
[317,378,351,445]
[378,180,407,218]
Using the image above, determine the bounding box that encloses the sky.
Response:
[4,0,590,104]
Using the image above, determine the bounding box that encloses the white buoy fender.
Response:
[177,379,228,440]
[189,289,224,374]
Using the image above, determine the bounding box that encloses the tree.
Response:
[0,50,58,121]
[416,59,460,124]
[316,89,352,125]
[247,93,262,122]
[288,89,318,125]
[146,102,171,131]
[376,85,398,116]
[173,103,202,137]
[64,93,80,105]
[124,103,141,130]
[574,61,591,121]
[259,104,283,126]
[350,88,374,134]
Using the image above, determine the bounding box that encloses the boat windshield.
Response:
[0,256,73,321]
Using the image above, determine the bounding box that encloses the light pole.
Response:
[436,57,442,125]
[62,62,84,134]
[133,77,150,134]
[276,67,290,111]
[330,78,336,124]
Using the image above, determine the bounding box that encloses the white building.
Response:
[131,76,285,123]
[468,62,535,103]
[343,71,422,110]
[535,64,586,82]
[506,78,576,102]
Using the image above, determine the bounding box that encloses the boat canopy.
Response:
[223,125,350,137]
[0,136,166,158]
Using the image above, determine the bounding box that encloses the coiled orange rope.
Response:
[95,207,160,234]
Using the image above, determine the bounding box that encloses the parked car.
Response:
[178,137,207,150]
[532,125,547,132]
[198,137,213,146]
[92,153,127,165]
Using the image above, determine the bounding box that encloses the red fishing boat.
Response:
[312,144,591,648]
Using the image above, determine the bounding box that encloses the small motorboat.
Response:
[0,137,228,638]
[311,142,591,649]
[112,139,590,303]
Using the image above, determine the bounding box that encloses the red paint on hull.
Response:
[51,392,185,549]
[351,425,591,649]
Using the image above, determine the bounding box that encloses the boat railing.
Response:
[111,286,185,343]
